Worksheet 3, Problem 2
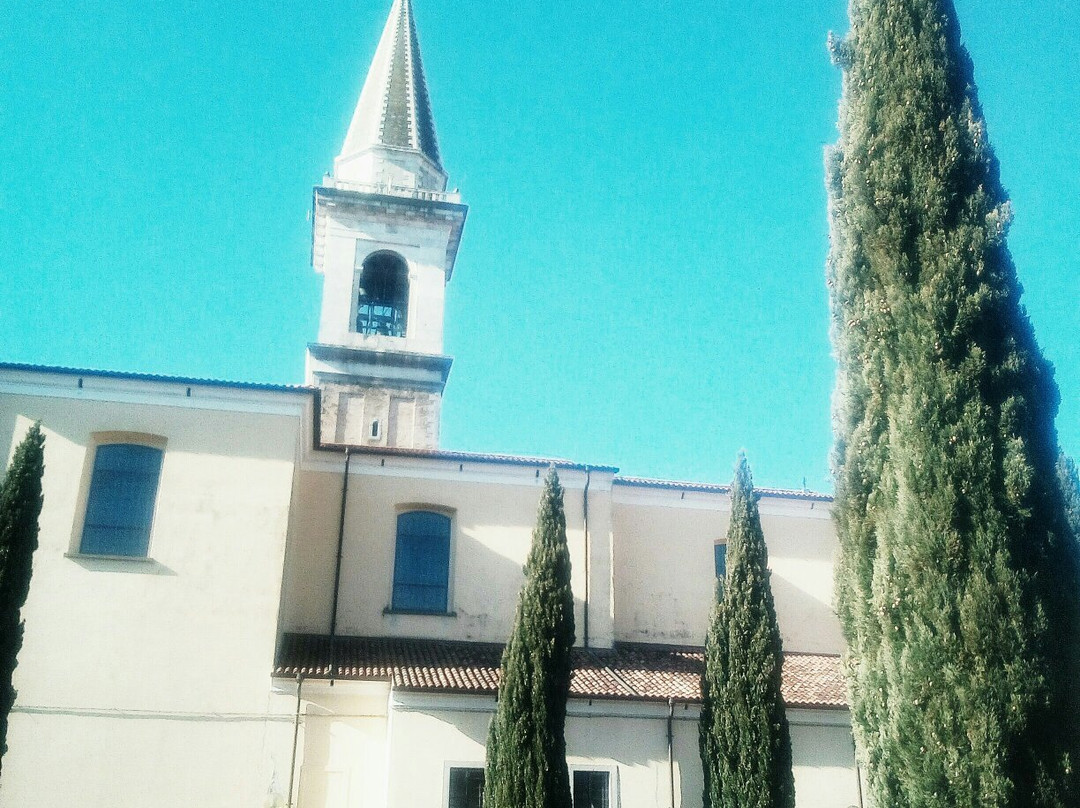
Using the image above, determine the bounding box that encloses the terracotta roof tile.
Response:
[274,635,847,709]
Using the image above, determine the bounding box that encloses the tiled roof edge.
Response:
[273,634,848,710]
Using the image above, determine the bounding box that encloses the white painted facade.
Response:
[0,369,862,808]
[0,370,309,807]
[283,687,861,808]
[0,2,866,806]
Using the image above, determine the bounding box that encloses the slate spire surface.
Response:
[336,0,444,186]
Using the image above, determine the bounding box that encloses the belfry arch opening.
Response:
[354,251,409,337]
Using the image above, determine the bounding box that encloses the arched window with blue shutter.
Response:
[391,511,451,613]
[80,444,164,557]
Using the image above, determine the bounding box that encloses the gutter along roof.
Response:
[317,440,619,473]
[614,476,833,502]
[275,634,848,710]
[0,361,314,395]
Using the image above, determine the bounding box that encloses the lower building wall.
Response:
[3,695,298,808]
[382,693,861,808]
[788,710,864,808]
[294,682,393,808]
[3,686,859,808]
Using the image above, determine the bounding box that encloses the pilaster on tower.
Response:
[307,0,467,451]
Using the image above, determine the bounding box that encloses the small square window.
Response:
[573,770,610,808]
[448,767,484,808]
[80,443,163,557]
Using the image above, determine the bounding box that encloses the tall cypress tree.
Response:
[827,1,1080,804]
[0,423,45,772]
[699,455,794,808]
[484,468,575,808]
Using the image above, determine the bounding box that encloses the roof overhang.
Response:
[274,634,848,710]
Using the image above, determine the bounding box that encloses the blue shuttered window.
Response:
[391,511,451,613]
[714,543,727,578]
[80,444,164,557]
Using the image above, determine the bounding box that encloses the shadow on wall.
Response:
[2,394,301,464]
[334,502,591,647]
[768,571,844,654]
[446,528,590,646]
[0,411,18,470]
[426,701,669,771]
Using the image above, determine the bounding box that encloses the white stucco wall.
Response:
[291,680,392,808]
[281,454,839,655]
[281,457,615,648]
[0,374,307,807]
[380,693,860,808]
[0,370,853,807]
[611,483,843,654]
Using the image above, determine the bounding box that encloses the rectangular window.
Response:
[391,510,452,613]
[448,767,484,808]
[80,443,164,557]
[714,542,727,578]
[573,770,610,808]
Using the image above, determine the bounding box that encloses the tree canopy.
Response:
[484,468,575,808]
[700,455,794,808]
[827,1,1080,804]
[0,423,45,771]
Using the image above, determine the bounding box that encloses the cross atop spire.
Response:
[334,0,448,193]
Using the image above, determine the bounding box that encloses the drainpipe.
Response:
[853,735,865,808]
[667,698,676,808]
[287,674,304,808]
[583,466,591,649]
[329,448,352,684]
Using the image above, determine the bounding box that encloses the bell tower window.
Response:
[354,250,409,337]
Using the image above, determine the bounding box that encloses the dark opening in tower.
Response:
[355,251,409,337]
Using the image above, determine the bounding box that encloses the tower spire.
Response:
[335,0,446,192]
[308,0,467,451]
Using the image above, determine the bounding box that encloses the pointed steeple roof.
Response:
[337,0,443,179]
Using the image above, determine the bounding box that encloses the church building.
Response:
[0,1,863,806]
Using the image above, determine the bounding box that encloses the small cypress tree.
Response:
[0,423,45,772]
[827,0,1080,803]
[484,468,575,808]
[699,455,794,808]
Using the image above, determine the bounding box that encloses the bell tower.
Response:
[308,0,467,450]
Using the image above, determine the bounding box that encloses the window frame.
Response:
[443,762,485,808]
[569,764,618,808]
[386,505,456,616]
[71,432,166,561]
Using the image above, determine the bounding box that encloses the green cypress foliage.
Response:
[827,0,1080,804]
[484,467,575,808]
[699,455,794,808]
[1058,454,1080,543]
[0,423,44,772]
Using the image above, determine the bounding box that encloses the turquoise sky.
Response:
[0,1,1076,492]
